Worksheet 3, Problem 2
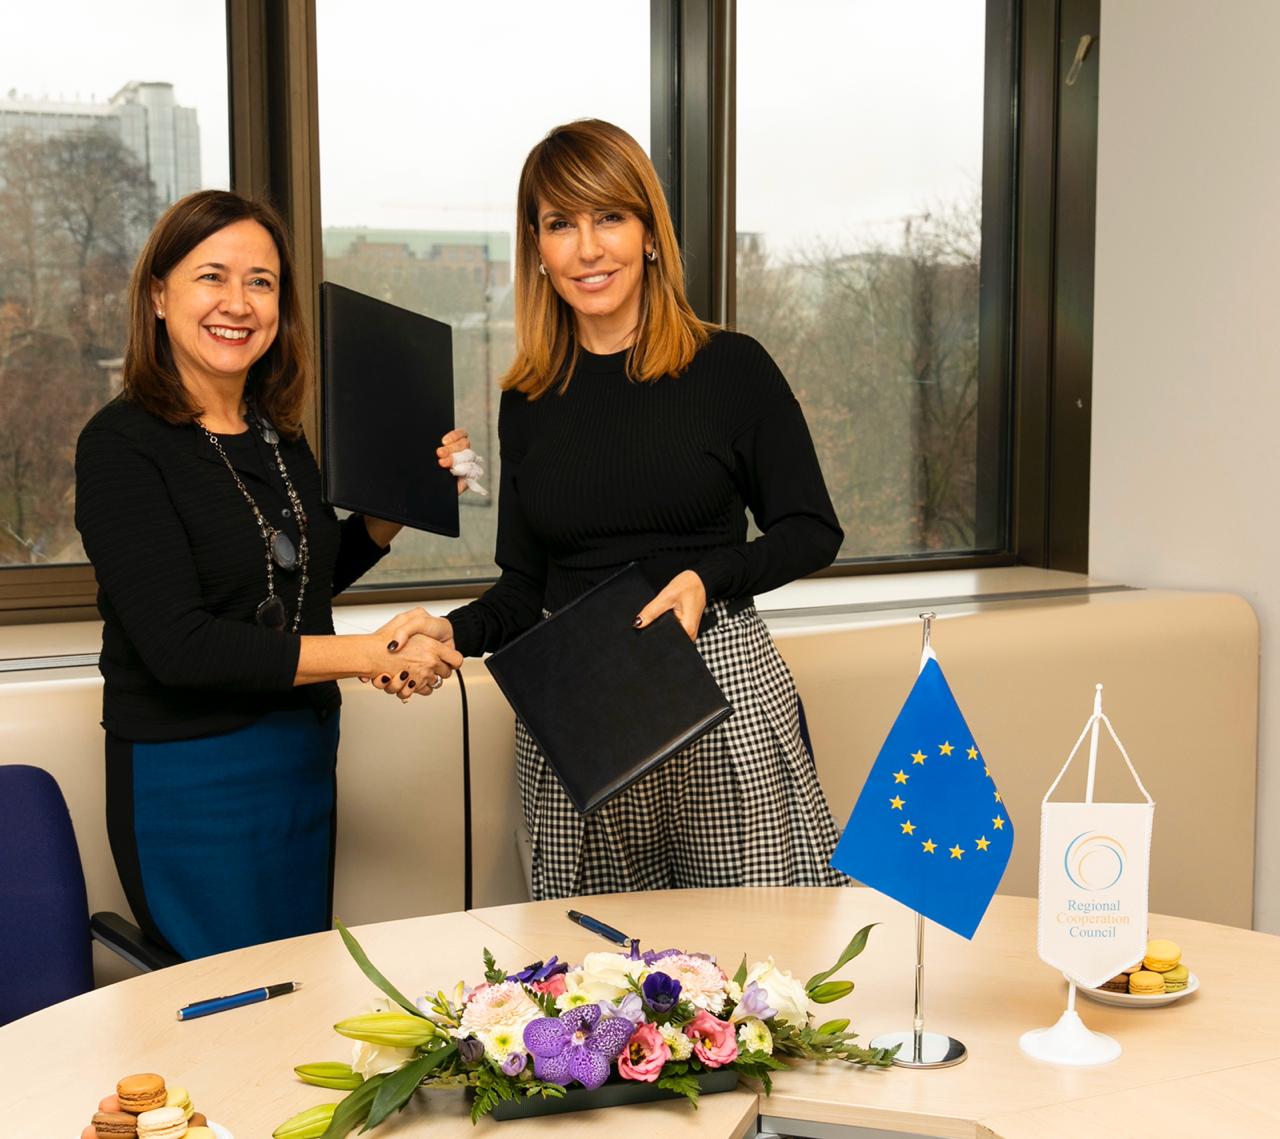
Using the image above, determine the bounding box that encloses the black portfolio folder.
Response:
[484,564,734,814]
[319,282,459,537]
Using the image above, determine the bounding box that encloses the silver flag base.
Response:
[870,1029,968,1069]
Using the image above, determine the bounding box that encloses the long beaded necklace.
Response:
[199,407,310,632]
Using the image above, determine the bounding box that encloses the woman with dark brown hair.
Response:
[386,120,847,899]
[75,190,465,959]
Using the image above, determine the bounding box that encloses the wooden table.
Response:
[2,889,1276,1138]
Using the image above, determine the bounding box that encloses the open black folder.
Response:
[319,282,459,537]
[484,564,734,814]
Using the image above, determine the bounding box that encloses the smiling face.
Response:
[150,218,281,392]
[535,199,651,349]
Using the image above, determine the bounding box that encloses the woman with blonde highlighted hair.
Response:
[389,119,848,898]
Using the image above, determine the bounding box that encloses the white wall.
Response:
[1091,0,1280,930]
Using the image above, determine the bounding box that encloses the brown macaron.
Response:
[188,1112,208,1127]
[116,1073,167,1113]
[1098,973,1130,993]
[92,1111,138,1138]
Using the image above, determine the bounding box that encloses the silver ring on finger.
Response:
[431,674,444,689]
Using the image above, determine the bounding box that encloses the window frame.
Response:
[0,0,1095,622]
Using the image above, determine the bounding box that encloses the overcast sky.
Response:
[5,0,984,260]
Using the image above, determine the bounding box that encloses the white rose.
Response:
[574,952,646,1003]
[742,957,811,1027]
[350,1038,415,1078]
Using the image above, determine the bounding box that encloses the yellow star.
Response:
[921,839,937,854]
[901,820,916,835]
[939,741,954,756]
[911,750,927,765]
[890,796,905,810]
[949,844,964,860]
[893,770,909,784]
[994,790,1002,802]
[975,836,991,851]
[993,815,1005,830]
[967,745,979,760]
[984,765,990,777]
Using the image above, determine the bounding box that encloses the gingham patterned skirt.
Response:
[515,600,849,900]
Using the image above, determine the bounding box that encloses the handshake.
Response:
[360,607,461,703]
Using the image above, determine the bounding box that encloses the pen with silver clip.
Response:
[177,981,302,1021]
[566,909,631,946]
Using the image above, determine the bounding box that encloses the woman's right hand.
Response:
[370,634,462,702]
[375,607,455,653]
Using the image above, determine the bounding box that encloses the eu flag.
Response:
[830,656,1013,939]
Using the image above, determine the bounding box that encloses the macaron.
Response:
[1143,939,1181,973]
[188,1113,207,1128]
[165,1086,194,1120]
[117,1074,167,1113]
[98,1095,123,1113]
[92,1112,138,1138]
[1162,963,1190,992]
[1098,973,1130,993]
[135,1105,188,1139]
[185,1130,215,1139]
[82,1127,100,1139]
[1129,969,1166,995]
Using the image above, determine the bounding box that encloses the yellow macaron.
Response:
[165,1085,193,1120]
[1143,939,1181,973]
[1129,969,1167,995]
[186,1130,216,1139]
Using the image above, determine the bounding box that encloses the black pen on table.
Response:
[566,909,632,947]
[176,981,302,1021]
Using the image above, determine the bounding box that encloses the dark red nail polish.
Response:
[633,617,642,627]
[399,671,408,681]
[408,680,416,688]
[387,639,399,651]
[380,675,389,684]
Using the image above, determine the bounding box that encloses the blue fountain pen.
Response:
[566,910,631,946]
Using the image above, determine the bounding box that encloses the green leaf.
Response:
[482,948,506,984]
[732,953,748,989]
[805,923,877,990]
[363,1046,455,1131]
[657,1072,701,1108]
[336,920,420,1016]
[318,1073,385,1139]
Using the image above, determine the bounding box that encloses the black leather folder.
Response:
[319,282,459,536]
[484,564,734,814]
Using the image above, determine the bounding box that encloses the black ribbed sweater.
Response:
[448,331,842,658]
[75,398,388,741]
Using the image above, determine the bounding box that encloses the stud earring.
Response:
[538,263,547,276]
[156,310,165,319]
[645,248,657,263]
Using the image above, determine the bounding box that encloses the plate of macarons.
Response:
[81,1072,233,1139]
[1074,938,1199,1008]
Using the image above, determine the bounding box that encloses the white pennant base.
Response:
[1019,1009,1121,1066]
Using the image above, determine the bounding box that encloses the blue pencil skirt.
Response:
[105,709,340,960]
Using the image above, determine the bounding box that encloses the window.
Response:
[315,0,652,587]
[735,0,1006,562]
[0,3,229,570]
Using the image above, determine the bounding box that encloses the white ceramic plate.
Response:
[1075,971,1200,1007]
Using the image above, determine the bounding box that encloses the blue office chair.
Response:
[0,765,178,1026]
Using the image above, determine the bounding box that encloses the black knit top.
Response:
[449,331,842,658]
[75,398,388,742]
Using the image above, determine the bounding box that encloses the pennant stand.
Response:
[869,613,968,1070]
[1018,684,1149,1066]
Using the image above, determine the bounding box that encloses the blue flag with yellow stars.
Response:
[830,655,1013,939]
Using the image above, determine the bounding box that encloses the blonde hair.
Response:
[502,119,714,398]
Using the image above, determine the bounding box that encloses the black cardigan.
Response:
[75,398,387,741]
[449,331,843,657]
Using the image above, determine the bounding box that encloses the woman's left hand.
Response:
[439,428,486,496]
[634,570,707,641]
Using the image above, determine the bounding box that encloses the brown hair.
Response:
[502,119,714,398]
[122,190,309,438]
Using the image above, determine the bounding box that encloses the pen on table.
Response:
[176,981,302,1021]
[566,909,631,947]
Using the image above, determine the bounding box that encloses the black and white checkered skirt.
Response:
[515,600,848,900]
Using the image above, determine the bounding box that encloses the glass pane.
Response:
[0,3,229,567]
[316,0,650,587]
[737,0,1000,559]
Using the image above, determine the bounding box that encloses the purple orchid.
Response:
[642,971,682,1014]
[506,956,570,985]
[738,981,778,1021]
[523,1005,634,1090]
[597,992,645,1025]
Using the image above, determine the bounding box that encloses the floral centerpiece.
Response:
[273,922,896,1138]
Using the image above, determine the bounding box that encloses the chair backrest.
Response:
[0,765,93,1025]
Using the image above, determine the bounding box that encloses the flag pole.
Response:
[869,612,968,1069]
